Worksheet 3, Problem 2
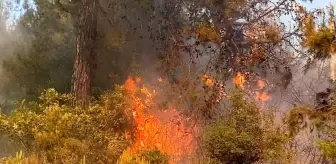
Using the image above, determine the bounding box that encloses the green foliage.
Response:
[203,89,292,164]
[0,87,132,163]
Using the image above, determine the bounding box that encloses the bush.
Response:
[0,87,132,163]
[203,89,292,164]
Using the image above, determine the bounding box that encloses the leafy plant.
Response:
[0,87,132,163]
[203,88,292,164]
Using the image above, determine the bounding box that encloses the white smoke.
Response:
[0,0,33,105]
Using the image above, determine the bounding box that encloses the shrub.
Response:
[203,88,292,164]
[0,87,132,163]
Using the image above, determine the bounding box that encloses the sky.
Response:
[278,0,335,25]
[302,0,334,9]
[3,0,35,26]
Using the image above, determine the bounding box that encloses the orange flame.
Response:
[255,91,270,102]
[202,74,214,86]
[232,74,270,103]
[255,80,269,102]
[257,80,266,89]
[123,76,195,163]
[233,72,246,88]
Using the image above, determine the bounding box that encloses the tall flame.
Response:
[123,76,195,163]
[255,91,270,102]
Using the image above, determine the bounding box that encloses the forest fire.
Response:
[2,0,336,163]
[123,76,195,163]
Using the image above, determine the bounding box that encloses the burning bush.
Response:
[122,76,197,164]
[0,76,198,164]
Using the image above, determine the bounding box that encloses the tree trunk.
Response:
[72,0,97,107]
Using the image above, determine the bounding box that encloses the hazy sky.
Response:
[3,0,335,24]
[278,0,335,25]
[302,0,334,9]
